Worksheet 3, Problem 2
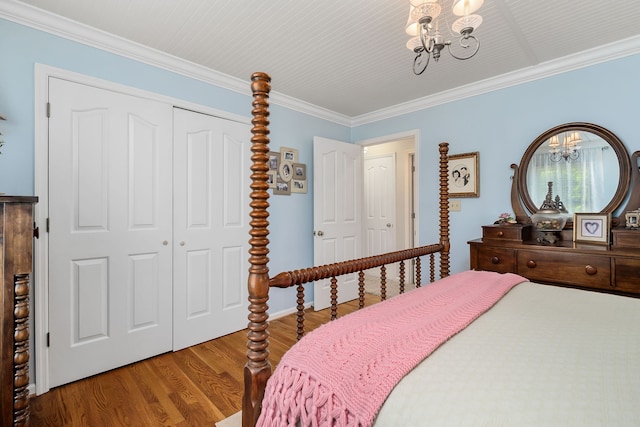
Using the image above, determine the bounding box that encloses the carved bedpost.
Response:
[243,72,272,427]
[439,142,450,277]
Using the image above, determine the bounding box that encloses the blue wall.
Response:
[354,54,640,273]
[0,18,350,313]
[2,17,639,313]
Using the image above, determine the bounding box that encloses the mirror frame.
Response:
[517,122,631,225]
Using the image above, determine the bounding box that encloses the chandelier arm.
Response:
[419,23,433,54]
[447,34,480,61]
[413,50,430,75]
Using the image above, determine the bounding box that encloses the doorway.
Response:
[361,134,418,282]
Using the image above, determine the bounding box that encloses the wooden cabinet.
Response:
[469,225,640,296]
[1,196,37,427]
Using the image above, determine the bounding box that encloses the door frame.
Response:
[357,130,420,254]
[33,64,250,394]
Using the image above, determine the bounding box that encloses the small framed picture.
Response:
[448,152,479,198]
[273,177,291,195]
[293,163,306,180]
[279,160,293,182]
[625,209,640,229]
[573,213,610,244]
[292,179,307,193]
[266,171,276,189]
[268,151,280,171]
[280,147,298,163]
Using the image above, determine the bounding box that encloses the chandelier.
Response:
[406,0,484,75]
[548,132,581,162]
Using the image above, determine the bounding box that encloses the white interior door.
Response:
[48,78,173,388]
[364,154,398,278]
[313,137,363,310]
[172,108,251,350]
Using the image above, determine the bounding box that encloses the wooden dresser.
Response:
[1,196,37,427]
[478,123,640,296]
[469,224,640,296]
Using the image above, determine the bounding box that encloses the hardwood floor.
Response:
[30,295,381,426]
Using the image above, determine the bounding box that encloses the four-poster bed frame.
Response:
[242,72,452,426]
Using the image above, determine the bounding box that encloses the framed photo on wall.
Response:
[268,151,280,171]
[280,147,298,163]
[292,163,307,193]
[573,213,610,244]
[448,152,479,198]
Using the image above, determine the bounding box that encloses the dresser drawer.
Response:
[517,250,611,288]
[612,228,640,248]
[482,224,532,242]
[614,257,640,293]
[476,246,516,273]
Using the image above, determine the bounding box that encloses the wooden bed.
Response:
[241,72,640,426]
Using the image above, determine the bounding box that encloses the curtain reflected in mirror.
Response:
[526,131,620,214]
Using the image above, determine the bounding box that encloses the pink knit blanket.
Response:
[257,271,527,427]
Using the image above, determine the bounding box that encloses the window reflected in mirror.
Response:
[517,122,632,226]
[526,130,619,214]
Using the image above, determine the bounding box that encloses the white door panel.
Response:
[364,154,397,278]
[172,108,251,350]
[313,137,363,310]
[48,78,173,388]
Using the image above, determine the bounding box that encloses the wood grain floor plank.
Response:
[30,294,381,426]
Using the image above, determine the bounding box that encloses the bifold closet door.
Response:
[48,78,173,388]
[172,108,251,350]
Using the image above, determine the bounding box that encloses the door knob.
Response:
[386,223,392,227]
[162,240,168,246]
[317,230,324,236]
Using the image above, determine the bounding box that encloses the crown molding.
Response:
[0,0,351,127]
[352,35,640,127]
[3,1,638,129]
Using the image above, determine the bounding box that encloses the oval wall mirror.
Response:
[518,122,631,224]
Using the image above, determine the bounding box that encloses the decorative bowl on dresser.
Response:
[469,123,640,296]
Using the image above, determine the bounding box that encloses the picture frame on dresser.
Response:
[448,151,479,198]
[573,213,610,245]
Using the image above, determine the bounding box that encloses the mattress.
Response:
[374,282,640,426]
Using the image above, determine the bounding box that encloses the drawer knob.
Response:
[585,265,597,275]
[490,256,500,264]
[497,231,504,237]
[527,260,537,268]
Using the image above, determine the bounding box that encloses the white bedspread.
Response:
[374,282,640,426]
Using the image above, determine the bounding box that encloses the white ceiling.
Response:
[6,0,640,119]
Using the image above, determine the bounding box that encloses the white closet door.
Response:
[172,108,251,350]
[48,78,173,388]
